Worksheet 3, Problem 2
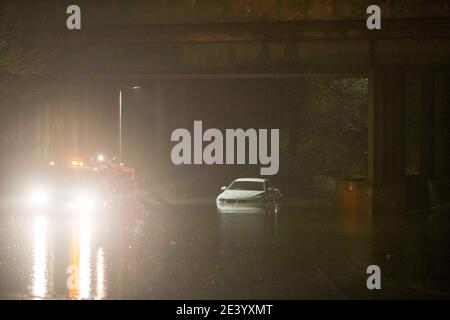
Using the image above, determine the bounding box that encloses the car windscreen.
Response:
[40,167,100,186]
[228,181,264,191]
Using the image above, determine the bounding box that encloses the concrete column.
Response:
[432,72,450,179]
[420,73,435,180]
[368,66,407,213]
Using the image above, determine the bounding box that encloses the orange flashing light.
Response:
[71,160,84,167]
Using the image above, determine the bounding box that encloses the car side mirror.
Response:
[220,186,227,191]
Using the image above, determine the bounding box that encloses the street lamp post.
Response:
[118,86,140,162]
[119,89,123,161]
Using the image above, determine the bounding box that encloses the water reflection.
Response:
[78,215,92,299]
[29,213,107,299]
[9,202,446,299]
[67,214,106,299]
[31,215,48,299]
[68,222,79,299]
[96,247,106,300]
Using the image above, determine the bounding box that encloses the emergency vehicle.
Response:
[26,155,138,214]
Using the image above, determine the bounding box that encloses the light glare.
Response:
[30,189,50,207]
[73,195,96,211]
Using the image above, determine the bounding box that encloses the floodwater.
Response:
[0,200,449,299]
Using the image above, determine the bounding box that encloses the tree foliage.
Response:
[272,77,368,190]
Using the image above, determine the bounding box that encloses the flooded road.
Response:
[0,201,449,299]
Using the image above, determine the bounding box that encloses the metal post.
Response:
[119,89,122,161]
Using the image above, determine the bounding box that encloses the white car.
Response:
[216,178,281,212]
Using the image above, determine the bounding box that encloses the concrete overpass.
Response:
[7,0,450,214]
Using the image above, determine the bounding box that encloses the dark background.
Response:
[1,77,368,197]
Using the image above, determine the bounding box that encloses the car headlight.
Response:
[29,188,50,207]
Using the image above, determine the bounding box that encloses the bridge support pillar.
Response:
[367,66,407,214]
